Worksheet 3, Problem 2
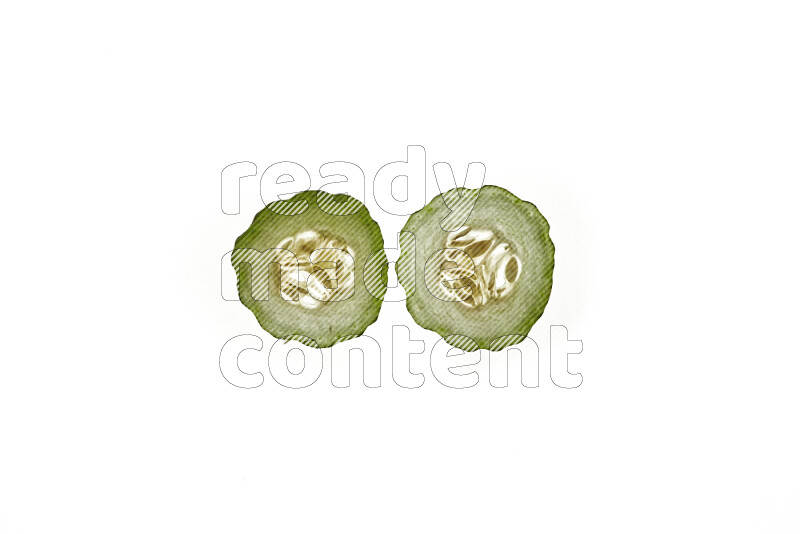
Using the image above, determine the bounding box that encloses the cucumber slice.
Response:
[232,191,387,348]
[397,185,555,352]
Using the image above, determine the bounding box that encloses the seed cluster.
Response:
[276,230,356,309]
[436,226,521,309]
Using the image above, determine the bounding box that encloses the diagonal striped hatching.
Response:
[232,190,386,349]
[396,231,416,298]
[438,187,482,232]
[396,185,555,353]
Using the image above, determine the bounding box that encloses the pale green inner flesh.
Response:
[398,185,555,351]
[232,190,387,348]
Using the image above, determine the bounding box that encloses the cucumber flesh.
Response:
[397,185,555,351]
[232,191,387,348]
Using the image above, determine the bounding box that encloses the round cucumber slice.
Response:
[397,185,555,352]
[232,191,387,348]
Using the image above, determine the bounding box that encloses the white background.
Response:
[2,1,799,532]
